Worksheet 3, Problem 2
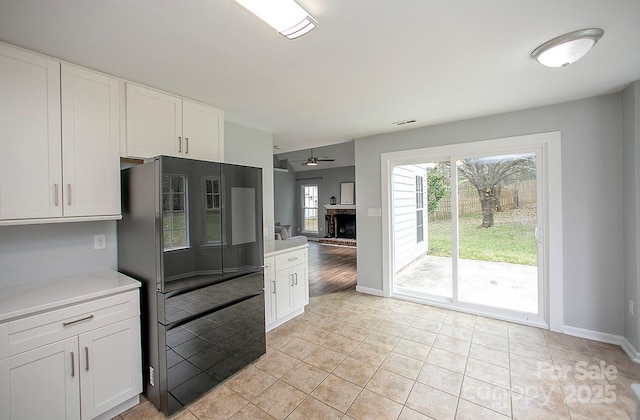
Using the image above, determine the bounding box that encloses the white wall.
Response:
[355,93,624,336]
[623,81,640,349]
[0,221,117,287]
[223,121,275,242]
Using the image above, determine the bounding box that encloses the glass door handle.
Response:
[534,226,543,242]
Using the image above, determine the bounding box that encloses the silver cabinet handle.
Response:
[294,273,298,285]
[288,257,298,262]
[178,136,182,153]
[290,274,294,287]
[54,184,59,206]
[63,314,94,327]
[272,280,276,294]
[185,137,189,154]
[85,346,89,371]
[71,352,75,377]
[67,184,72,205]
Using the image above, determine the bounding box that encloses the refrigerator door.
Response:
[160,156,224,292]
[221,164,264,277]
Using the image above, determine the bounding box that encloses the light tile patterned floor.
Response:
[115,290,640,420]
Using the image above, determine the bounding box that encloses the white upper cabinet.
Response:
[62,63,121,217]
[0,43,122,225]
[0,43,62,220]
[125,83,223,161]
[183,99,224,161]
[125,84,183,158]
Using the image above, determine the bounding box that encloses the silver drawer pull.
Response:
[71,352,75,377]
[288,257,298,262]
[63,314,94,327]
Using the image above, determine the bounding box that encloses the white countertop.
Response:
[0,270,140,323]
[264,240,308,257]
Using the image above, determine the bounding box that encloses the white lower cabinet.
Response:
[265,246,309,331]
[264,257,276,326]
[79,318,141,420]
[3,337,80,420]
[0,288,142,420]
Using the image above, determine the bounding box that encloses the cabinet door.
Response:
[126,84,182,158]
[291,263,309,311]
[0,44,62,220]
[8,337,80,420]
[61,64,121,217]
[182,100,223,161]
[79,317,142,420]
[274,268,294,320]
[264,257,276,327]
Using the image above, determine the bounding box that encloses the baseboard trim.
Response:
[355,285,383,296]
[621,338,640,363]
[561,325,640,364]
[562,325,624,345]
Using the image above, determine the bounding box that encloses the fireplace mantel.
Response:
[324,204,356,210]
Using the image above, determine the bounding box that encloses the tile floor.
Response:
[115,290,640,419]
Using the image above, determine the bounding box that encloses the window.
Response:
[204,177,222,244]
[416,175,424,243]
[302,184,319,232]
[163,174,189,250]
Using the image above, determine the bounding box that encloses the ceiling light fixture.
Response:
[531,28,604,68]
[233,0,317,39]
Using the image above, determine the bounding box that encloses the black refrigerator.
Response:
[117,156,265,415]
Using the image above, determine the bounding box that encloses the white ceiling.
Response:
[1,1,639,154]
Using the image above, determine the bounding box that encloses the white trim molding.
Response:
[355,285,383,296]
[562,325,624,345]
[622,338,640,363]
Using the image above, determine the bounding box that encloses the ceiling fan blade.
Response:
[316,158,335,162]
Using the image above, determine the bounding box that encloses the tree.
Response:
[427,169,448,214]
[457,155,534,228]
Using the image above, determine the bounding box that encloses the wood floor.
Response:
[307,241,357,296]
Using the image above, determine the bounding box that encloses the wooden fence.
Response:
[429,179,536,221]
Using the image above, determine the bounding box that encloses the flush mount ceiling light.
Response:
[531,28,604,68]
[233,0,317,39]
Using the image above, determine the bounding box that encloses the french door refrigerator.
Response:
[117,156,264,415]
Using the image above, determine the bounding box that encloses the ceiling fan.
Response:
[296,148,335,166]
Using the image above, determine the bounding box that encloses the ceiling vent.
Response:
[392,119,416,126]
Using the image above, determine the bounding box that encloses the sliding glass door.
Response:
[392,149,543,321]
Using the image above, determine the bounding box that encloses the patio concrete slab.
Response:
[395,255,538,313]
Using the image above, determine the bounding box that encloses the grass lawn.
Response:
[428,207,537,266]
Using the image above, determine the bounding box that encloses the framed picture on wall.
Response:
[340,182,354,205]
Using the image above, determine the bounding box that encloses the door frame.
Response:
[381,131,563,331]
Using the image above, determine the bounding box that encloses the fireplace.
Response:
[324,206,356,244]
[335,214,356,239]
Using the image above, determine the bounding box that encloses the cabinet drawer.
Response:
[275,249,307,271]
[1,290,139,358]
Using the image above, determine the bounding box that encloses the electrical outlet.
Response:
[94,234,106,250]
[630,300,635,316]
